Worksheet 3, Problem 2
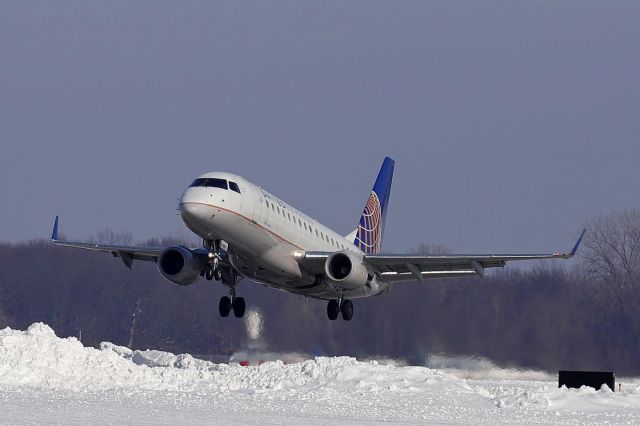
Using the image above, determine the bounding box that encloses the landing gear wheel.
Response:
[219,296,231,317]
[213,269,222,281]
[205,269,214,281]
[341,299,353,321]
[232,297,245,318]
[327,300,340,320]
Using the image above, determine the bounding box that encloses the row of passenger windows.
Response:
[190,178,241,194]
[264,199,346,250]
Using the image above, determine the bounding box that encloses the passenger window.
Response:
[229,181,241,193]
[315,229,319,236]
[288,213,291,220]
[277,207,280,214]
[298,218,302,226]
[304,223,307,231]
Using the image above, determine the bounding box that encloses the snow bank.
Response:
[1,323,640,424]
[426,354,554,381]
[0,323,463,394]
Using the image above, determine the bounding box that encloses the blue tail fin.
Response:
[354,157,395,254]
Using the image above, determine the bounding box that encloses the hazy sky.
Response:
[1,1,639,254]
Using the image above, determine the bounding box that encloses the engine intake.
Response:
[325,250,369,290]
[157,246,203,286]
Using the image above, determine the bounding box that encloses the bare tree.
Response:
[411,242,451,255]
[90,228,134,245]
[579,210,640,285]
[127,298,143,349]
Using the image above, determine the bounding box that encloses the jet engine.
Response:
[325,250,369,290]
[157,246,203,286]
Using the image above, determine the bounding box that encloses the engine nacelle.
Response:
[157,246,203,286]
[325,250,369,290]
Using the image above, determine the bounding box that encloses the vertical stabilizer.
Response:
[354,157,394,254]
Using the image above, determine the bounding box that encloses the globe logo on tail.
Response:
[355,191,383,254]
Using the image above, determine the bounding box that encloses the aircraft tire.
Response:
[232,297,246,318]
[219,296,231,317]
[327,300,340,320]
[205,269,214,281]
[341,300,353,321]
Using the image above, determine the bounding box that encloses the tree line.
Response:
[1,210,639,374]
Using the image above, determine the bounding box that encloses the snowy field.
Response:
[1,324,640,425]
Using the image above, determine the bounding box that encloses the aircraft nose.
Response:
[179,202,204,222]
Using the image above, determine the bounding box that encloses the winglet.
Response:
[570,228,587,256]
[51,216,59,241]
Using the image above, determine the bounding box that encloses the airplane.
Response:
[51,157,586,321]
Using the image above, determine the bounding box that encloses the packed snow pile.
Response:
[426,354,554,381]
[0,323,468,394]
[2,323,640,424]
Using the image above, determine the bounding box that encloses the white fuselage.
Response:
[178,172,390,299]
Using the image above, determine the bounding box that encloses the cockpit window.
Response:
[189,178,228,189]
[229,181,241,194]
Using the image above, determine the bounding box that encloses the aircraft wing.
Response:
[50,216,163,269]
[302,229,586,282]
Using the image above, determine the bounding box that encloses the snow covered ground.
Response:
[1,323,640,425]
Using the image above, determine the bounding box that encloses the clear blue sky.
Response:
[1,1,639,254]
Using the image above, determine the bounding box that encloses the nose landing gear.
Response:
[205,268,222,281]
[204,239,226,275]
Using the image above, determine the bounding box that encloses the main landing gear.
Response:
[203,238,246,319]
[216,270,245,318]
[327,299,353,321]
[218,291,245,318]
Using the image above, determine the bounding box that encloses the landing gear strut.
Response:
[327,299,353,321]
[203,239,246,318]
[217,267,245,318]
